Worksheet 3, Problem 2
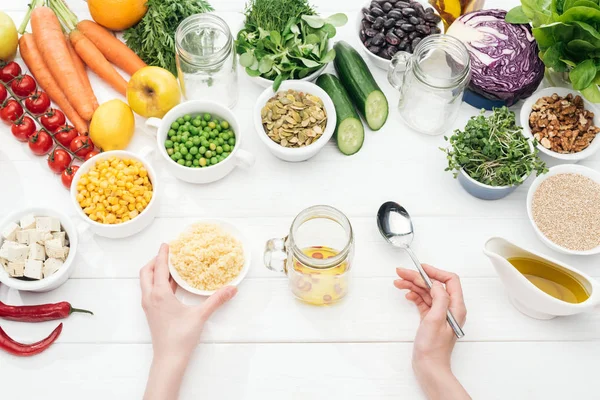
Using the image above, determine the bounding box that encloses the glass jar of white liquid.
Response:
[387,34,471,136]
[175,14,238,109]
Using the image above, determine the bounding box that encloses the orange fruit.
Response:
[88,0,148,31]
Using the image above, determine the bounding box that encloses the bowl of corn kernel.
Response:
[70,150,159,239]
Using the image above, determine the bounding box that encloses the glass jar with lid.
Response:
[175,14,238,109]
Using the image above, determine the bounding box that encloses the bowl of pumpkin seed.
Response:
[254,81,336,162]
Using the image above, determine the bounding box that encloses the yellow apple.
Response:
[127,66,180,118]
[0,12,18,62]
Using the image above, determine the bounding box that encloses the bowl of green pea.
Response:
[146,101,255,183]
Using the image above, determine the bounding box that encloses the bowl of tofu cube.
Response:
[0,208,77,292]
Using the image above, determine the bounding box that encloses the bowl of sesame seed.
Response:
[527,164,600,255]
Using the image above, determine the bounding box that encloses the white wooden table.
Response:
[1,1,599,398]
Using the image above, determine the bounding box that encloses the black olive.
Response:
[401,7,416,16]
[418,17,425,24]
[367,45,382,54]
[364,13,376,23]
[370,7,385,17]
[408,16,419,25]
[372,32,386,46]
[383,18,396,29]
[395,18,408,27]
[365,37,373,46]
[412,2,425,16]
[432,26,441,34]
[361,20,372,30]
[416,24,431,35]
[408,31,418,40]
[424,13,442,23]
[385,31,401,45]
[382,2,393,11]
[365,28,378,38]
[395,1,410,8]
[398,38,409,50]
[371,1,382,8]
[425,7,435,13]
[394,28,406,37]
[400,23,416,32]
[411,37,422,52]
[360,30,367,42]
[372,17,385,30]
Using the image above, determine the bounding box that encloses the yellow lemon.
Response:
[0,12,18,61]
[88,0,147,31]
[90,100,135,151]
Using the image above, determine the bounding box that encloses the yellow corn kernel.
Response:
[86,184,96,191]
[111,205,119,212]
[136,203,145,212]
[99,180,109,189]
[76,194,85,202]
[105,214,116,224]
[125,182,133,189]
[143,192,153,202]
[129,210,139,219]
[89,170,99,177]
[79,177,89,186]
[89,214,98,221]
[102,200,109,207]
[139,169,148,178]
[128,203,135,211]
[117,180,125,188]
[109,197,118,205]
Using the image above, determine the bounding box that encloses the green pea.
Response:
[203,113,211,121]
[217,138,224,145]
[173,152,182,160]
[167,148,175,156]
[201,120,207,127]
[190,146,199,155]
[185,141,192,148]
[184,160,191,167]
[218,156,225,162]
[204,126,211,132]
[186,154,193,161]
[209,132,217,139]
[205,150,213,158]
[165,140,173,148]
[222,132,230,140]
[222,152,230,158]
[201,140,209,148]
[221,121,229,130]
[200,158,207,167]
[180,147,188,155]
[168,129,176,137]
[171,122,179,130]
[199,146,207,155]
[177,159,185,165]
[223,144,231,152]
[184,115,191,122]
[208,121,216,129]
[216,124,222,132]
[211,156,218,165]
[192,119,201,127]
[209,143,216,151]
[216,146,223,154]
[193,159,199,166]
[228,138,235,146]
[177,117,185,124]
[190,127,198,135]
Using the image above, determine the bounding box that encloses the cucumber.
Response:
[333,41,389,131]
[316,73,365,155]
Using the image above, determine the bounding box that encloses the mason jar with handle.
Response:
[264,205,354,306]
[387,34,471,136]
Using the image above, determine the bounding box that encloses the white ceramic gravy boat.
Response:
[483,237,600,320]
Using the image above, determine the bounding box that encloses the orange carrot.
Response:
[69,30,128,96]
[77,20,146,76]
[65,34,99,110]
[30,6,94,121]
[19,34,89,135]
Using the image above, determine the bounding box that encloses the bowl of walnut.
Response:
[520,87,600,162]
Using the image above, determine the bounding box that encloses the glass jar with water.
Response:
[175,14,238,109]
[387,34,471,136]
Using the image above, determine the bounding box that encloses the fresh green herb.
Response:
[235,0,347,90]
[506,0,600,102]
[124,0,213,76]
[441,107,547,187]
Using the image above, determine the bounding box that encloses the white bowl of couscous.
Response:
[70,150,159,239]
[168,219,251,296]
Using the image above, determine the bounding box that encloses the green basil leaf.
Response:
[570,59,597,89]
[320,48,336,63]
[581,82,600,102]
[269,30,281,46]
[325,13,348,27]
[505,6,531,23]
[299,57,321,68]
[301,15,324,28]
[239,52,255,68]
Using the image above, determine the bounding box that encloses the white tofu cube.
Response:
[20,214,36,230]
[35,217,61,233]
[16,229,34,245]
[51,231,66,246]
[24,259,43,280]
[45,239,66,259]
[0,257,8,272]
[43,258,63,277]
[2,222,20,241]
[6,243,29,262]
[8,262,25,277]
[30,230,53,245]
[29,243,46,261]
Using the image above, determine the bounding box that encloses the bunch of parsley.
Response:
[442,107,547,187]
[124,0,213,76]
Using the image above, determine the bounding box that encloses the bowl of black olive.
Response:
[357,0,443,69]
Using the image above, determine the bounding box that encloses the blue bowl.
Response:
[463,89,507,111]
[457,169,524,200]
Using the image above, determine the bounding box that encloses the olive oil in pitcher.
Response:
[508,257,590,304]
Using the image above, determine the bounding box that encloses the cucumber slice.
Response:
[337,118,364,155]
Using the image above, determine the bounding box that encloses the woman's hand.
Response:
[394,264,470,400]
[141,243,237,400]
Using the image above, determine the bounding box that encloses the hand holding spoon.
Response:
[377,201,465,339]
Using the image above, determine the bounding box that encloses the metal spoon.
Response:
[377,201,464,339]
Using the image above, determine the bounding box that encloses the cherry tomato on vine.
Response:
[0,62,21,83]
[54,124,79,147]
[28,130,54,156]
[0,85,6,103]
[10,75,36,97]
[84,150,100,161]
[0,99,24,123]
[11,116,36,142]
[70,135,94,157]
[47,148,72,174]
[25,91,50,114]
[61,165,79,189]
[41,109,66,132]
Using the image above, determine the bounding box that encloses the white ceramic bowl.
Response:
[520,87,600,162]
[357,0,444,70]
[0,208,78,292]
[168,219,251,296]
[253,81,337,162]
[526,164,600,255]
[250,64,328,88]
[146,101,255,183]
[70,150,159,239]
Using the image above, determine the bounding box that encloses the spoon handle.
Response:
[405,248,465,339]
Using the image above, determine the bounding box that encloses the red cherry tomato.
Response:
[47,148,72,174]
[61,165,79,189]
[84,150,100,160]
[28,130,54,156]
[10,75,36,97]
[41,109,66,132]
[11,116,37,142]
[25,91,50,114]
[54,124,79,147]
[0,62,22,83]
[0,85,6,103]
[0,99,24,123]
[70,135,94,157]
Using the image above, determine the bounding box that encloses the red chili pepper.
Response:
[0,323,62,357]
[0,301,93,322]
